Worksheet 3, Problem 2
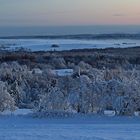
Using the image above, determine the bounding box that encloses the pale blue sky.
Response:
[0,0,140,26]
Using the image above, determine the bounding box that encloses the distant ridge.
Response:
[1,34,140,40]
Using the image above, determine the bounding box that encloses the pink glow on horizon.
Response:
[0,0,140,26]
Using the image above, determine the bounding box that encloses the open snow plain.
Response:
[0,39,140,51]
[0,111,140,140]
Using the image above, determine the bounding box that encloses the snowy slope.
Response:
[0,109,32,116]
[52,69,73,76]
[0,114,140,140]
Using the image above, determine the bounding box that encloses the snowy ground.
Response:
[0,110,140,140]
[0,39,140,51]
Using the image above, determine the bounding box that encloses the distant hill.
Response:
[1,34,140,40]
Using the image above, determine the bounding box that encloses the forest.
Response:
[0,47,140,116]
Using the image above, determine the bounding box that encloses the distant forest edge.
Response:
[1,34,140,39]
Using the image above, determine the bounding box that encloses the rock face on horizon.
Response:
[51,44,60,48]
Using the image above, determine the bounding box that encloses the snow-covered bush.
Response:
[37,87,66,112]
[134,111,140,116]
[104,110,116,116]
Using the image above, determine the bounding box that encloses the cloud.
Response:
[113,13,140,17]
[112,14,126,17]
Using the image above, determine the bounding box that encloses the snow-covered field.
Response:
[0,39,140,51]
[0,110,140,140]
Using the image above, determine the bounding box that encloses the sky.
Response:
[0,0,140,26]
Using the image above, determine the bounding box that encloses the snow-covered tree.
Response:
[0,81,16,112]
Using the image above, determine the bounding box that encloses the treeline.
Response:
[1,47,140,70]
